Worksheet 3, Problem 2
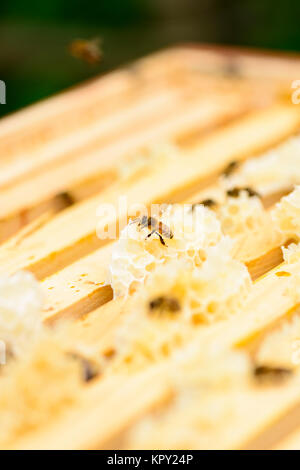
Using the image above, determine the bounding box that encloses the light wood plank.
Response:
[11,263,300,449]
[0,91,247,223]
[0,104,298,280]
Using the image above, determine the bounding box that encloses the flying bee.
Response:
[69,37,102,65]
[131,215,173,246]
[222,160,239,177]
[149,296,181,314]
[253,365,293,385]
[226,186,260,198]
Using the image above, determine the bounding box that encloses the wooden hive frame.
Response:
[1,44,300,449]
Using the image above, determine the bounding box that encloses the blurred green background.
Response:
[1,0,300,117]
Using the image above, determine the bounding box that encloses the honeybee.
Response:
[222,160,239,177]
[69,37,102,65]
[191,198,217,211]
[149,296,181,314]
[226,187,260,198]
[57,191,75,208]
[131,215,173,246]
[68,353,99,383]
[253,365,292,385]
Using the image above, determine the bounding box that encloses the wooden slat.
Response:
[179,44,300,82]
[0,46,255,194]
[42,244,113,323]
[56,251,295,362]
[1,45,298,241]
[9,365,170,450]
[2,45,300,450]
[0,87,186,187]
[273,427,300,449]
[0,45,296,242]
[12,369,300,450]
[0,104,298,281]
[10,261,300,450]
[0,91,247,224]
[0,46,192,144]
[41,192,286,325]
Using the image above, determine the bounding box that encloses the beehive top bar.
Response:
[0,43,298,244]
[1,45,300,450]
[177,43,300,80]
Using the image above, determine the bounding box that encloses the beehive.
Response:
[1,44,300,449]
